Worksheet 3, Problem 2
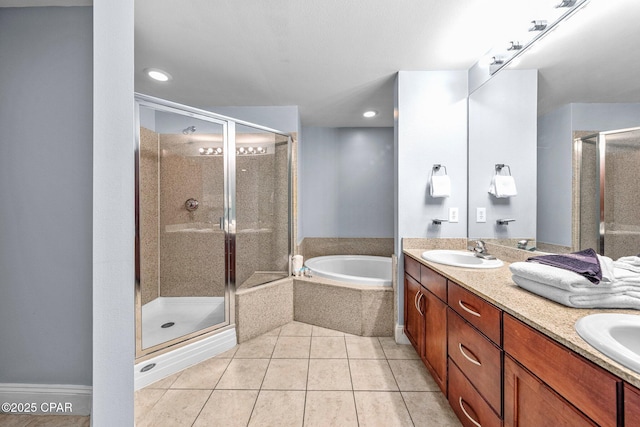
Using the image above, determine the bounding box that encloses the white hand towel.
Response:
[429,175,451,198]
[492,175,517,198]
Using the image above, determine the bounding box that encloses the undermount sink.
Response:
[575,313,640,374]
[421,250,503,269]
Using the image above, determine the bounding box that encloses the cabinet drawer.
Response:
[421,264,447,302]
[448,281,501,344]
[625,383,640,426]
[404,255,420,282]
[448,359,501,427]
[503,314,619,427]
[448,308,502,415]
[504,355,596,427]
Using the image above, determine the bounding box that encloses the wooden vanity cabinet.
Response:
[625,383,640,426]
[503,313,619,427]
[403,256,448,394]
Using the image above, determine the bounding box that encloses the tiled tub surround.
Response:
[236,276,394,343]
[134,321,462,427]
[402,247,640,389]
[298,237,394,259]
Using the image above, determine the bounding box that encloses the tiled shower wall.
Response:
[139,127,290,305]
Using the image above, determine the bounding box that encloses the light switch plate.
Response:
[476,207,486,223]
[449,207,459,223]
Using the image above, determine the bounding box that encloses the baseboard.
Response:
[0,383,91,416]
[395,323,410,344]
[134,327,237,390]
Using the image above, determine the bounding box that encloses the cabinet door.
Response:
[626,383,640,426]
[404,274,423,354]
[423,289,448,394]
[504,355,597,427]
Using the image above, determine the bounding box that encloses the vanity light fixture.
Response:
[363,110,378,118]
[144,68,172,82]
[529,20,548,31]
[556,0,577,7]
[482,0,590,76]
[507,41,522,51]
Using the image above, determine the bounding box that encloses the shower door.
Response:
[135,94,292,359]
[575,127,640,259]
[136,99,232,357]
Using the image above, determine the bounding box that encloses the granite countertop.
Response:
[403,247,640,389]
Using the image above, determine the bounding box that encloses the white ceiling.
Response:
[4,1,639,127]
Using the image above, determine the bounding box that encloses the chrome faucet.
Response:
[469,240,496,260]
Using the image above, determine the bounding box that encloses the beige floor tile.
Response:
[262,359,309,390]
[215,345,239,358]
[146,371,181,388]
[304,391,358,427]
[263,326,282,336]
[234,335,278,358]
[272,336,311,358]
[307,359,353,390]
[378,337,420,359]
[354,391,413,427]
[312,325,345,336]
[136,389,211,427]
[215,358,270,390]
[135,388,166,425]
[310,336,348,358]
[349,359,398,391]
[388,359,439,391]
[193,390,259,427]
[170,357,231,389]
[248,390,305,427]
[345,336,386,359]
[402,391,462,426]
[279,321,313,336]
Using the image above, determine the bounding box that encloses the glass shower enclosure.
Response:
[135,94,291,359]
[574,127,640,259]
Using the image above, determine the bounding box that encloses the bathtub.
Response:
[304,255,392,287]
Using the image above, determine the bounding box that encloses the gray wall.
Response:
[537,102,640,246]
[0,7,93,386]
[468,70,538,239]
[394,70,469,326]
[300,126,394,238]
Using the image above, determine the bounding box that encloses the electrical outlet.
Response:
[449,207,459,223]
[476,207,486,223]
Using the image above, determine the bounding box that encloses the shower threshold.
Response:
[141,296,225,349]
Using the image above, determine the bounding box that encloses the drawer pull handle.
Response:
[458,300,481,317]
[417,292,425,316]
[459,397,482,427]
[458,343,482,366]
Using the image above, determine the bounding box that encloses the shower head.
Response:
[182,126,196,135]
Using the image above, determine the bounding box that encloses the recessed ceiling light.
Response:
[363,110,378,118]
[144,68,172,82]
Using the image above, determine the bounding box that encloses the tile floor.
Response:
[136,321,462,427]
[0,321,462,426]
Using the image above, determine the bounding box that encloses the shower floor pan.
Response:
[141,296,225,349]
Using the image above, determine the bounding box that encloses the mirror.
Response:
[468,0,640,253]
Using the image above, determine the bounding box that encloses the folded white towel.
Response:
[489,175,517,198]
[509,255,618,290]
[511,275,640,309]
[429,174,451,198]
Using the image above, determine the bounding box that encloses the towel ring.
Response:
[432,164,448,175]
[495,164,511,176]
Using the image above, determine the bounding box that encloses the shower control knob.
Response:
[185,198,199,212]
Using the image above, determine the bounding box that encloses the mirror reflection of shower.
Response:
[574,127,640,259]
[136,97,291,359]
